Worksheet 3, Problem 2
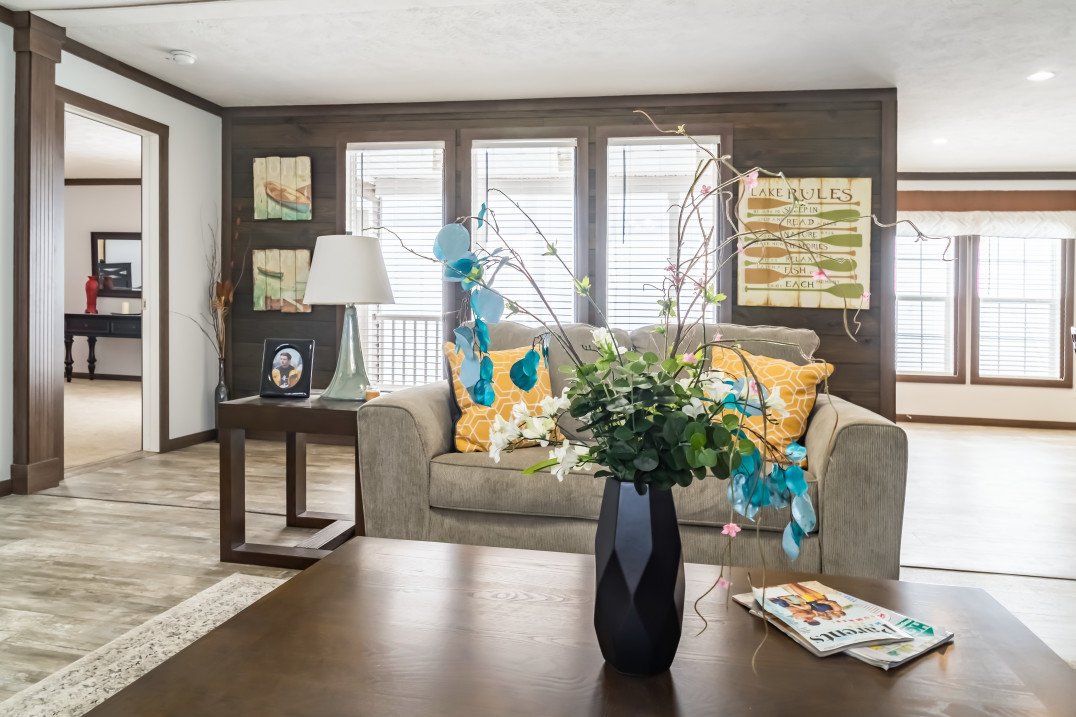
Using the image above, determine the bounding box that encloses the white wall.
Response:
[0,27,14,471]
[57,54,222,441]
[896,180,1076,424]
[63,185,142,377]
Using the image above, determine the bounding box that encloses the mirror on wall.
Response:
[91,231,142,297]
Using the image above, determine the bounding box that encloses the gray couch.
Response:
[357,322,908,579]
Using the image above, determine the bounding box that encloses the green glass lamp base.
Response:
[321,304,371,401]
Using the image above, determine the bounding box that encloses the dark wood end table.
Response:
[218,394,365,569]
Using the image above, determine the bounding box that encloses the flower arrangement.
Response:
[390,113,932,567]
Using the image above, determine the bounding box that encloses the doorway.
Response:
[62,111,145,468]
[57,89,169,468]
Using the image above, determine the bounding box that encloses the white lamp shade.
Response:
[302,235,395,305]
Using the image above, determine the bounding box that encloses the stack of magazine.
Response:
[733,580,955,669]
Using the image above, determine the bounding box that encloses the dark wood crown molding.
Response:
[898,171,1076,181]
[225,87,898,119]
[65,177,141,186]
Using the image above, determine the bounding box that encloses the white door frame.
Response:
[63,103,164,452]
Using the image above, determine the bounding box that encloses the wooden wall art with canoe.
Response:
[253,156,313,221]
[736,177,871,309]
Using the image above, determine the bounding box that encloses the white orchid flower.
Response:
[591,327,625,357]
[538,387,571,417]
[682,397,707,420]
[763,387,790,418]
[549,440,590,481]
[702,373,733,402]
[492,413,521,439]
[521,415,556,445]
[510,401,531,423]
[489,430,511,464]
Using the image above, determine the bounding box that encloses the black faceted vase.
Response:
[594,477,685,676]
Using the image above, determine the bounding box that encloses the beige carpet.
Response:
[63,379,142,468]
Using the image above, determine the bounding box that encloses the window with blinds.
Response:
[605,137,721,328]
[345,142,445,390]
[471,139,578,323]
[977,236,1064,379]
[895,233,956,375]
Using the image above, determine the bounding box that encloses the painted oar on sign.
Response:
[745,282,867,300]
[747,197,861,209]
[744,245,856,259]
[744,268,858,285]
[746,208,862,222]
[746,257,858,272]
[744,220,859,235]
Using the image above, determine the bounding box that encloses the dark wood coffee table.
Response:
[87,537,1074,716]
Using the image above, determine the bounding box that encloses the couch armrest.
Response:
[357,380,455,540]
[804,395,908,580]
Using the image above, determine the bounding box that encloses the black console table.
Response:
[64,313,142,382]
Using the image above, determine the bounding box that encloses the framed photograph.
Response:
[259,338,315,398]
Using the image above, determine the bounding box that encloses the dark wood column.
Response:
[11,12,65,493]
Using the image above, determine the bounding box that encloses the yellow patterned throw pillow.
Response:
[710,346,834,452]
[444,343,556,453]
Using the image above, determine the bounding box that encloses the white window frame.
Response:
[595,123,734,328]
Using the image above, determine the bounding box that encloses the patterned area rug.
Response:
[0,573,284,717]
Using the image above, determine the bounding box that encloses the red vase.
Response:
[85,275,99,314]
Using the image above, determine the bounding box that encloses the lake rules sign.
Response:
[736,177,871,309]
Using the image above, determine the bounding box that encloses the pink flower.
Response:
[743,171,759,190]
[712,332,723,342]
[812,269,827,280]
[700,184,712,195]
[682,353,699,365]
[722,523,742,537]
[717,577,731,589]
[861,291,871,301]
[737,241,746,255]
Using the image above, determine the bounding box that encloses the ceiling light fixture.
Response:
[932,137,948,145]
[168,50,197,65]
[1027,71,1056,82]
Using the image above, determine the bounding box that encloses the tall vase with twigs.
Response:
[178,219,243,421]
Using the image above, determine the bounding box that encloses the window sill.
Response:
[970,375,1073,389]
[897,373,965,384]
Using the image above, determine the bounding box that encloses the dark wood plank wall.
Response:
[224,90,896,417]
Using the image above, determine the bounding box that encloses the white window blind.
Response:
[977,236,1064,379]
[345,142,445,390]
[471,139,578,324]
[606,137,721,328]
[895,233,956,375]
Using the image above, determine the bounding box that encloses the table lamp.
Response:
[302,235,394,400]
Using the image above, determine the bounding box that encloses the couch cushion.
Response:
[444,343,556,453]
[429,446,818,533]
[629,323,819,365]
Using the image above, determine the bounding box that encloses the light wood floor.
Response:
[64,379,142,469]
[899,422,1076,580]
[0,427,1071,703]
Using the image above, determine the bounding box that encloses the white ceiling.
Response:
[15,0,1076,171]
[64,111,142,178]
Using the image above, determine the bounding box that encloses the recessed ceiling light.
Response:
[932,137,948,145]
[1027,71,1056,82]
[167,50,197,65]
